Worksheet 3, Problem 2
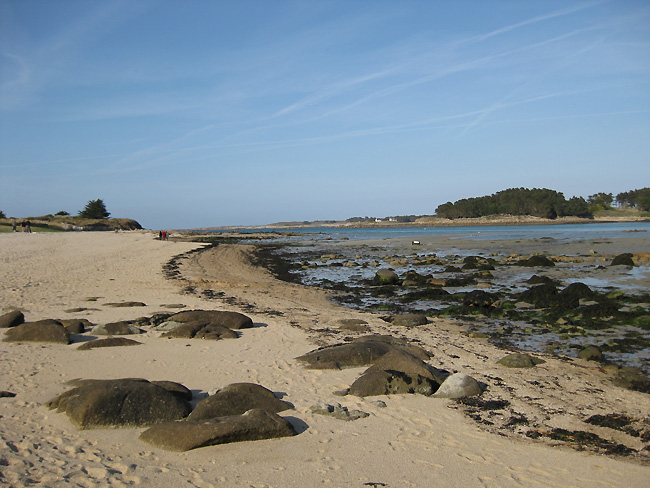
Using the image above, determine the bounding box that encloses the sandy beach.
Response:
[1,231,650,487]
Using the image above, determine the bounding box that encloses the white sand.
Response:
[1,231,649,487]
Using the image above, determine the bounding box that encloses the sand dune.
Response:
[1,231,649,487]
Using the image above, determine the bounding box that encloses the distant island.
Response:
[263,187,650,230]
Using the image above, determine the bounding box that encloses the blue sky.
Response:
[1,0,649,229]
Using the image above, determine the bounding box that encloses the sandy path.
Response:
[1,232,649,487]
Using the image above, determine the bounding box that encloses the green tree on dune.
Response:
[79,199,110,219]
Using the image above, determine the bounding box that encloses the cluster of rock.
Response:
[295,335,482,399]
[45,379,296,451]
[0,309,253,349]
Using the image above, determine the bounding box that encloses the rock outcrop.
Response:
[0,310,24,328]
[46,378,192,429]
[188,383,292,421]
[3,320,70,344]
[139,409,297,452]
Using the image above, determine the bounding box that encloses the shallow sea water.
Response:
[256,222,650,374]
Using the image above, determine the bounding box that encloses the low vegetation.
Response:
[0,198,141,232]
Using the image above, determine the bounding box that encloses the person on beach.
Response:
[11,219,16,232]
[25,220,32,233]
[159,231,163,240]
[21,221,26,232]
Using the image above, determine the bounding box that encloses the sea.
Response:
[249,221,650,242]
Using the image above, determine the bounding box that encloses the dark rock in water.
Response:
[60,319,92,334]
[401,287,450,302]
[188,383,292,421]
[0,310,24,328]
[578,345,604,362]
[349,370,439,397]
[560,282,595,300]
[402,270,430,286]
[444,274,478,287]
[581,300,619,318]
[310,402,369,421]
[462,256,480,269]
[77,337,142,350]
[161,321,238,340]
[139,408,297,452]
[374,269,399,285]
[517,284,578,310]
[362,349,448,384]
[526,275,559,286]
[388,313,428,327]
[433,373,482,399]
[296,335,430,369]
[46,378,192,429]
[92,322,144,336]
[168,310,254,330]
[444,265,463,273]
[3,320,70,344]
[497,353,546,368]
[517,255,555,267]
[104,301,147,308]
[610,253,635,267]
[463,290,498,308]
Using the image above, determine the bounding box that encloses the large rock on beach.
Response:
[348,370,439,397]
[91,322,144,335]
[3,320,70,344]
[296,335,430,369]
[310,402,369,421]
[46,378,192,429]
[362,349,448,384]
[336,318,369,332]
[497,353,546,368]
[76,337,142,350]
[168,310,254,330]
[139,409,297,452]
[60,318,92,334]
[161,321,238,340]
[432,373,482,399]
[104,301,147,308]
[388,313,429,327]
[0,310,24,328]
[188,383,293,421]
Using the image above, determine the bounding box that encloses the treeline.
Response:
[435,188,592,219]
[615,188,650,211]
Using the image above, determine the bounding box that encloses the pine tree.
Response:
[79,199,110,219]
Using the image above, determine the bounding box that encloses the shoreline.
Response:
[1,231,649,487]
[182,215,650,232]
